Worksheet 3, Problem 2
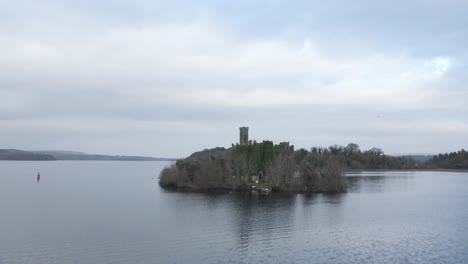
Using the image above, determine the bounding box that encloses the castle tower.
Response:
[239,127,249,145]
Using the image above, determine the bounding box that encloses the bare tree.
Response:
[231,156,256,187]
[320,158,346,192]
[194,159,224,188]
[300,159,321,192]
[159,164,178,187]
[264,151,294,190]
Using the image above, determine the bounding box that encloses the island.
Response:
[160,127,413,193]
[161,127,468,193]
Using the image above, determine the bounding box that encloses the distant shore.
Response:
[0,149,177,161]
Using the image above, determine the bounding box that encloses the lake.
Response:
[1,161,467,264]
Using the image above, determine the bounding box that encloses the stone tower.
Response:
[239,127,249,145]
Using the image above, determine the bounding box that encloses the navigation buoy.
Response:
[37,173,40,183]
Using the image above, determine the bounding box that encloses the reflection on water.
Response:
[229,193,296,252]
[1,162,468,264]
[346,171,417,193]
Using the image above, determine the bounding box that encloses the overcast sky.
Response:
[1,0,467,158]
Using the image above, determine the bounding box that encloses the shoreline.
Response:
[345,168,468,173]
[159,185,347,194]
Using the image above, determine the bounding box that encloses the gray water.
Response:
[1,161,468,264]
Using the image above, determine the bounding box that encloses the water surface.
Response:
[1,161,467,263]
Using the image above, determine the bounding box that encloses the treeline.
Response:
[295,143,417,170]
[426,149,468,169]
[159,141,346,193]
[159,143,468,193]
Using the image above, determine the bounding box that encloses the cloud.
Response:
[0,1,467,156]
[0,24,458,109]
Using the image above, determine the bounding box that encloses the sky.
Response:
[1,0,467,158]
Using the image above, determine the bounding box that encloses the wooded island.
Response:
[159,127,429,193]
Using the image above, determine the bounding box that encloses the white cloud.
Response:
[0,24,458,110]
[0,11,467,156]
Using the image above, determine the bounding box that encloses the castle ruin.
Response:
[239,127,249,145]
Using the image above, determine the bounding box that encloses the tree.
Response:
[366,148,384,156]
[264,151,295,190]
[345,143,361,154]
[329,144,344,155]
[231,156,256,186]
[294,148,309,164]
[320,158,346,192]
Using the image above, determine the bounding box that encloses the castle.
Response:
[239,126,249,145]
[234,126,294,183]
[237,126,294,151]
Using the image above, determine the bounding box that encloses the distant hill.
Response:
[0,149,56,161]
[0,149,177,161]
[34,150,177,161]
[34,150,87,155]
